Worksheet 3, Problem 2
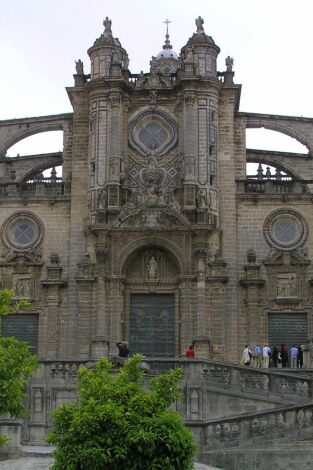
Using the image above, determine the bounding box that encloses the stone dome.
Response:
[156,49,179,60]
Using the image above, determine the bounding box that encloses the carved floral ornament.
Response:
[263,209,308,252]
[1,211,44,252]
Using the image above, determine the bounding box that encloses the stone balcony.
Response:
[0,179,70,200]
[237,176,312,195]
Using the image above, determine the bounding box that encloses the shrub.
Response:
[48,354,196,469]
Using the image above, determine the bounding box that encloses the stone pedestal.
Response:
[92,337,109,359]
[0,418,22,458]
[193,336,210,360]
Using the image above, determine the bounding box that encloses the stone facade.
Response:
[1,16,313,447]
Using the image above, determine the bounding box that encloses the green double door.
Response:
[268,313,307,352]
[130,294,175,357]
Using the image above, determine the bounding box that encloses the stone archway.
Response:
[124,246,180,357]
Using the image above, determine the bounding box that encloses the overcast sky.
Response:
[1,0,312,156]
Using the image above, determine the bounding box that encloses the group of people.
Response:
[242,343,304,368]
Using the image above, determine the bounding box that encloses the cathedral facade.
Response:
[1,16,313,367]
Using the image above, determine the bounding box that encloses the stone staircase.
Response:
[17,357,313,469]
[143,359,313,469]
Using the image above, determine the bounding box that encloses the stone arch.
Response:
[0,122,67,157]
[119,236,184,277]
[245,118,312,154]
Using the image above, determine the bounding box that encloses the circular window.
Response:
[128,109,178,157]
[138,122,168,150]
[2,212,44,251]
[264,209,308,251]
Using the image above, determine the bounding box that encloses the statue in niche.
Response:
[75,59,84,75]
[112,51,122,64]
[195,16,204,34]
[147,256,157,279]
[97,188,107,209]
[197,188,207,208]
[185,47,194,63]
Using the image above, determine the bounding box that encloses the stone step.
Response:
[20,445,54,457]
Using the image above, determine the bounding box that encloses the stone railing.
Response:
[24,358,313,445]
[188,402,313,451]
[236,179,309,194]
[143,359,313,402]
[0,180,70,199]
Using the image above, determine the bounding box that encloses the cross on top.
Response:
[163,19,171,31]
[163,19,172,49]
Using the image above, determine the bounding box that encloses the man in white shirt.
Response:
[242,345,252,366]
[262,344,271,368]
[290,345,298,368]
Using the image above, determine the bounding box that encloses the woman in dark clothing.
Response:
[280,344,289,368]
[272,346,279,367]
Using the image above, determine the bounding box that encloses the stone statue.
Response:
[97,188,107,209]
[123,55,129,69]
[196,16,204,34]
[225,56,234,72]
[197,188,206,208]
[103,16,112,37]
[185,47,194,63]
[147,256,157,279]
[75,59,84,75]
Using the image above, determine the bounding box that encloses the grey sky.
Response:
[1,0,312,155]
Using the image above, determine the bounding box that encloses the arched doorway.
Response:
[124,246,180,357]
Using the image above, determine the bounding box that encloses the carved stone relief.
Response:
[277,273,297,297]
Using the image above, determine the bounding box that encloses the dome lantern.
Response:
[150,19,179,76]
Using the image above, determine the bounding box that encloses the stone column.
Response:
[193,243,210,359]
[207,258,228,360]
[75,256,97,359]
[239,263,265,347]
[107,93,122,208]
[41,264,67,359]
[92,241,111,358]
[183,92,196,208]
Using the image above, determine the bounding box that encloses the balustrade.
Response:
[196,402,313,450]
[0,179,68,198]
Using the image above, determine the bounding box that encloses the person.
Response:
[262,344,271,368]
[297,346,304,368]
[254,344,262,368]
[116,341,130,358]
[186,345,195,358]
[290,344,298,368]
[280,344,288,368]
[242,345,252,366]
[272,346,279,368]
